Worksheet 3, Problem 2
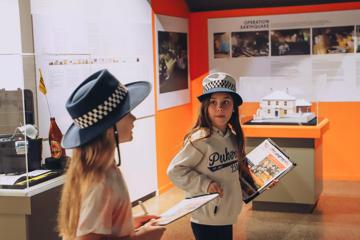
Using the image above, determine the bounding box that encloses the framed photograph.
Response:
[271,28,310,56]
[313,26,354,54]
[158,31,188,94]
[213,32,230,58]
[155,15,190,110]
[231,31,269,57]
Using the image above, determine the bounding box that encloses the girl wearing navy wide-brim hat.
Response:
[58,69,165,240]
[168,72,245,240]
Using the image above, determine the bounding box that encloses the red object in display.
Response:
[49,117,66,159]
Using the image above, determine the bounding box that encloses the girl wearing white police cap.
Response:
[168,72,244,240]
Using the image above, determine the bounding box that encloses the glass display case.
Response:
[237,75,329,213]
[0,53,64,192]
[237,75,321,126]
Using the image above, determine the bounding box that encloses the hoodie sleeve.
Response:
[167,141,212,194]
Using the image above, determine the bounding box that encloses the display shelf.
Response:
[242,117,329,139]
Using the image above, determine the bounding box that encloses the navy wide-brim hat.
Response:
[62,69,151,149]
[198,72,243,106]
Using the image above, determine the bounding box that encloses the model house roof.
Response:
[296,99,311,106]
[261,90,296,101]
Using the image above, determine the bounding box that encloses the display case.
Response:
[1,54,37,190]
[0,53,64,240]
[238,75,329,213]
[237,75,321,125]
[0,54,64,191]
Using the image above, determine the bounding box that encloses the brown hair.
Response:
[185,93,245,159]
[57,128,116,240]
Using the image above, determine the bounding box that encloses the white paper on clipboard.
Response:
[155,193,219,226]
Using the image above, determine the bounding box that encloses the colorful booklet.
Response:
[240,138,296,203]
[155,193,219,226]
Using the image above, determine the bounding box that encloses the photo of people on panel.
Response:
[231,31,269,57]
[313,26,354,54]
[249,155,282,188]
[271,28,311,56]
[158,31,188,94]
[213,32,230,58]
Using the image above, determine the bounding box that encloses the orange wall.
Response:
[318,102,360,181]
[152,1,360,193]
[151,0,189,17]
[188,2,360,181]
[151,0,192,193]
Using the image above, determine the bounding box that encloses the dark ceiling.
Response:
[185,0,359,12]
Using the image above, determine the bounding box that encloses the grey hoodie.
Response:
[167,127,243,225]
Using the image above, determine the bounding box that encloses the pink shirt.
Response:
[76,167,134,237]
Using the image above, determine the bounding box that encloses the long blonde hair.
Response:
[58,128,116,240]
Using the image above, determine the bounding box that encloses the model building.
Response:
[252,90,315,123]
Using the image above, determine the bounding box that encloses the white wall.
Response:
[30,0,157,200]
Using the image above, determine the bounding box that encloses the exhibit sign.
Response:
[208,10,360,102]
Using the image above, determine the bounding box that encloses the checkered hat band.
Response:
[73,84,128,129]
[203,79,236,93]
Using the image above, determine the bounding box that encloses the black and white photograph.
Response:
[313,26,354,54]
[231,31,269,57]
[158,31,188,94]
[271,28,311,56]
[213,32,230,58]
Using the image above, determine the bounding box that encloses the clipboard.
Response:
[155,193,219,226]
[240,138,296,203]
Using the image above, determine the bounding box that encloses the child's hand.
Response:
[207,181,224,197]
[133,219,166,240]
[266,179,279,190]
[133,215,159,229]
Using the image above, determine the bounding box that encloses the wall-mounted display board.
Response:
[208,10,360,102]
[30,0,157,201]
[34,54,154,137]
[31,0,155,134]
[155,15,190,110]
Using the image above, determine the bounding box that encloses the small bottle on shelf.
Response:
[48,117,66,160]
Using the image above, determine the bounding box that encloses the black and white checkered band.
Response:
[73,84,128,129]
[203,79,236,93]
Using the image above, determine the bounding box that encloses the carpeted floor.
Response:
[132,180,360,240]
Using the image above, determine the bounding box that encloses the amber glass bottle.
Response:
[49,117,66,159]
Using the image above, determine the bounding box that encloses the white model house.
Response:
[253,90,315,123]
[295,98,312,113]
[255,90,296,118]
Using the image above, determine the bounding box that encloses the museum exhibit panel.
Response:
[1,1,158,239]
[205,7,360,213]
